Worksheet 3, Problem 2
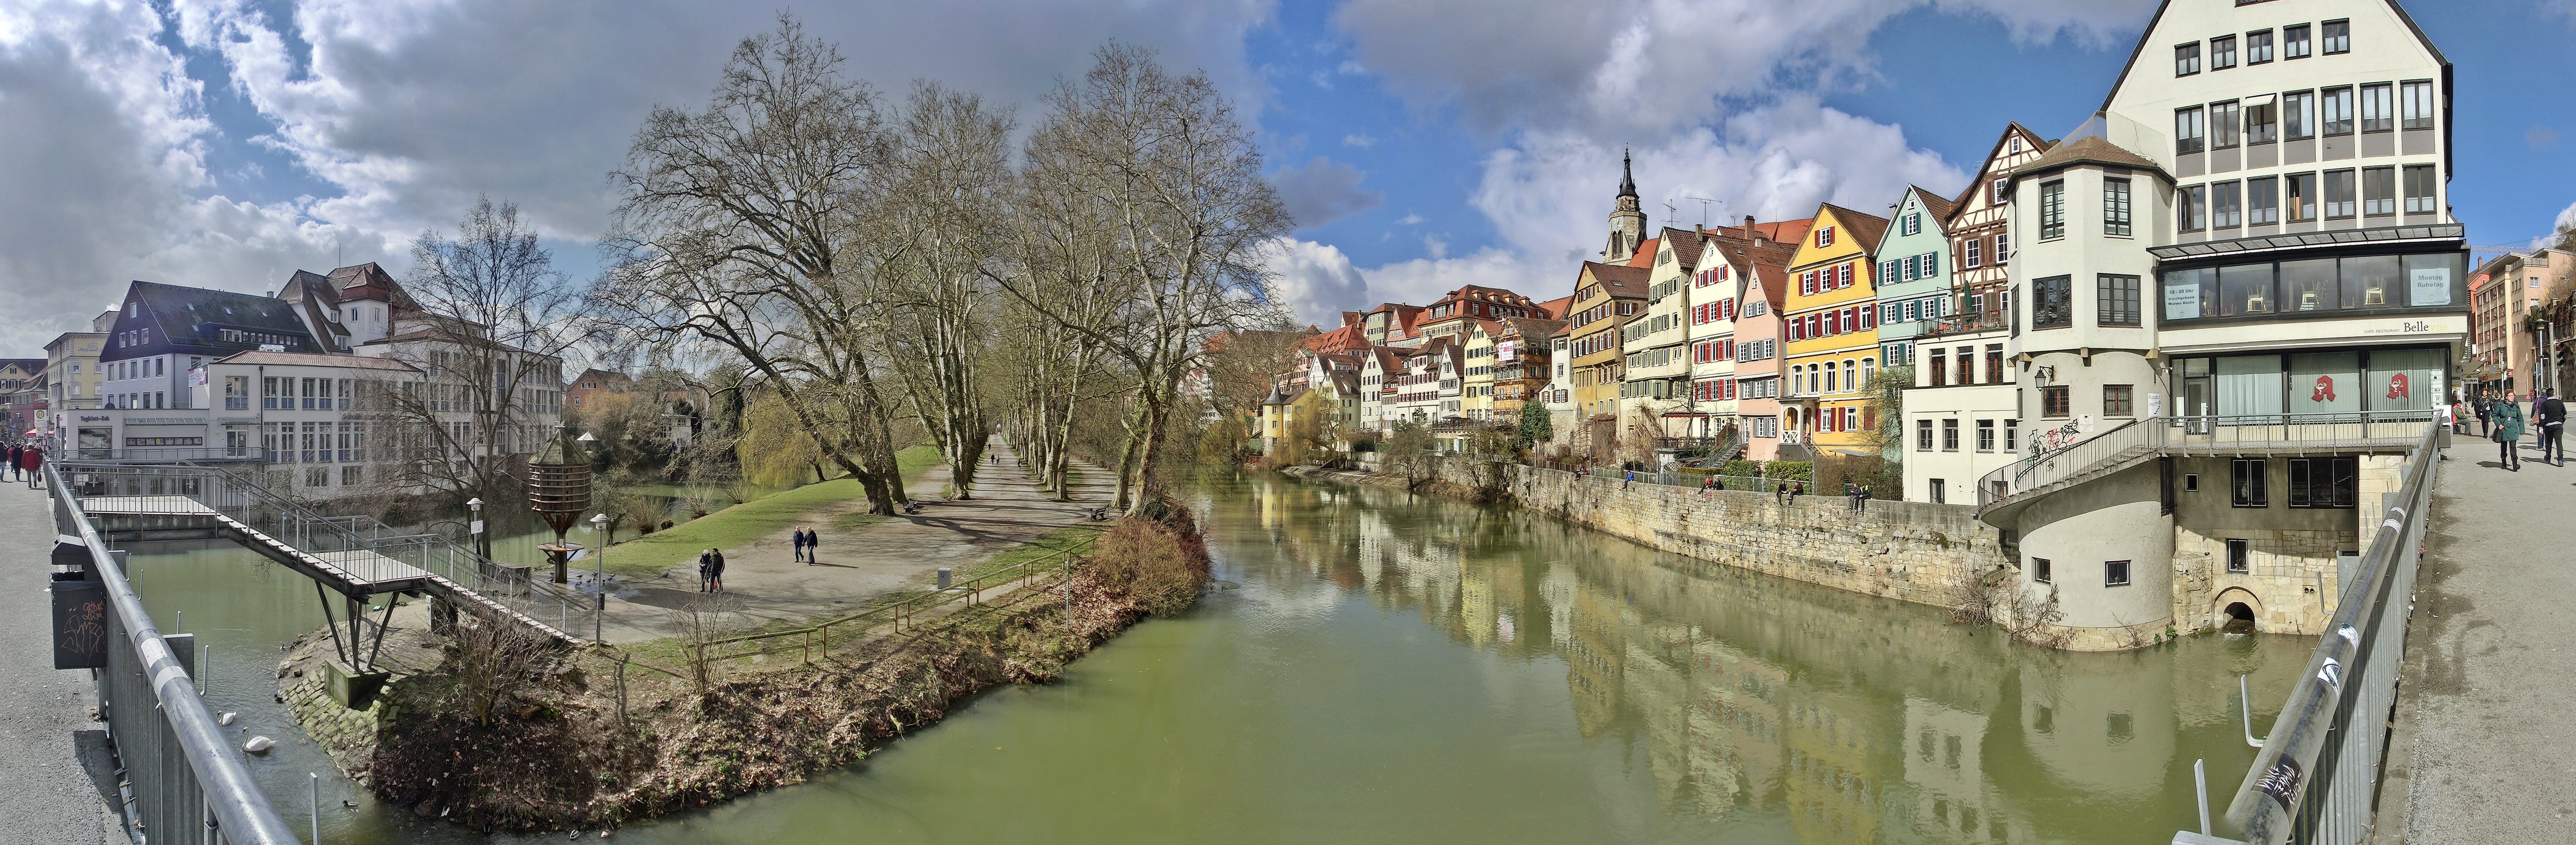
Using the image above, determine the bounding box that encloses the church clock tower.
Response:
[1604,149,1647,263]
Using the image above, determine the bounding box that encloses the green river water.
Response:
[118,469,2306,844]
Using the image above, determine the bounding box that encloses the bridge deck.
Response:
[82,496,435,595]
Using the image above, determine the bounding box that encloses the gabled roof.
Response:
[1499,316,1567,340]
[1946,122,2057,222]
[1751,264,1789,307]
[1707,217,1814,247]
[1580,261,1652,296]
[2098,0,2447,115]
[1535,295,1574,320]
[119,280,323,356]
[1299,324,1368,354]
[1625,237,1660,268]
[1906,186,1958,224]
[1817,204,1892,253]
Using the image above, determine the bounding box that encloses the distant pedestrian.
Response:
[697,550,714,593]
[1774,481,1788,506]
[1790,481,1804,502]
[2475,392,2493,436]
[804,529,821,565]
[2494,397,2526,471]
[1859,483,1873,512]
[791,528,807,563]
[19,445,38,481]
[709,549,727,594]
[2538,389,2567,467]
[7,444,20,480]
[1624,470,1634,490]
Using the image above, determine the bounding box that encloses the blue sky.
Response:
[0,0,2569,352]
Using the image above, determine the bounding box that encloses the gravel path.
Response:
[0,475,126,844]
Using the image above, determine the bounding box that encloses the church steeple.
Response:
[1617,148,1638,199]
[1604,147,1647,262]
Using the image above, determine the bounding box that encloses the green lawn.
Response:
[597,445,942,577]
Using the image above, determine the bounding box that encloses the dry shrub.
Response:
[1085,498,1210,617]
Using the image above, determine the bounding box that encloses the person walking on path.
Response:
[20,444,39,482]
[803,528,820,565]
[6,444,19,481]
[792,527,808,563]
[709,548,728,594]
[2475,392,2492,437]
[2538,389,2567,467]
[2493,397,2527,471]
[697,549,714,593]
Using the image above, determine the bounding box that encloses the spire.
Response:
[1617,147,1638,199]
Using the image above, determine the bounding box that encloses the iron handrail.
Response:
[46,461,301,843]
[1979,411,2437,511]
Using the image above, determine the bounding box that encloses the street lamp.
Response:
[588,512,611,642]
[466,497,489,562]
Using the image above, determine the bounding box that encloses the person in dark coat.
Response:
[2493,397,2527,471]
[697,550,714,593]
[803,529,820,565]
[2475,392,2493,436]
[8,444,21,480]
[791,528,806,563]
[709,548,727,594]
[2538,388,2567,467]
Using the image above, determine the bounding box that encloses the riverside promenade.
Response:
[2382,415,2576,842]
[0,478,129,844]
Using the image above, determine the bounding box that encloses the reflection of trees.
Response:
[1235,473,2312,843]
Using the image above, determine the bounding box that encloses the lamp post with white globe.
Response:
[588,511,610,642]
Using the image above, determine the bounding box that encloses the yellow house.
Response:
[1781,203,1890,456]
[1565,261,1651,457]
[1460,319,1502,423]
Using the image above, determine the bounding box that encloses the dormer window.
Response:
[1815,227,1836,248]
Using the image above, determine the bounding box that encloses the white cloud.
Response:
[1265,239,1558,326]
[1395,212,1424,225]
[1262,239,1370,325]
[1269,156,1385,230]
[1342,133,1376,147]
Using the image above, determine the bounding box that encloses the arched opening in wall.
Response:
[2212,588,2263,634]
[2222,602,2257,633]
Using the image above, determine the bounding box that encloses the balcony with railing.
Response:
[1976,410,2433,522]
[1919,310,2010,339]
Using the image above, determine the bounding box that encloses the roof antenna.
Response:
[1683,197,1724,228]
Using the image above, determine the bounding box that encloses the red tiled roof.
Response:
[1536,295,1574,319]
[1625,237,1660,267]
[1816,204,1892,253]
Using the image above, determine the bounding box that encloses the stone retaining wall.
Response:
[1309,459,2011,611]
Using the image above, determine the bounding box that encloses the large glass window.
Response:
[2400,81,2436,131]
[2321,87,2354,136]
[2039,180,2066,240]
[2182,185,2208,231]
[2210,35,2236,70]
[2176,107,2206,155]
[2287,173,2317,222]
[2248,176,2280,225]
[2281,258,2338,313]
[2163,267,2215,320]
[2175,42,2201,76]
[2104,178,2132,236]
[2403,253,2461,307]
[2245,97,2277,144]
[2359,83,2394,133]
[2363,167,2397,217]
[2212,181,2242,228]
[2289,457,2359,508]
[2218,356,2286,417]
[2322,19,2349,54]
[2211,100,2241,148]
[2342,254,2401,310]
[2232,459,2268,507]
[2219,263,2274,316]
[2032,275,2073,328]
[2368,347,2443,411]
[2283,90,2315,139]
[2284,23,2311,58]
[2323,170,2357,218]
[2099,274,2141,326]
[2403,165,2437,214]
[2247,29,2274,64]
[2290,352,2363,416]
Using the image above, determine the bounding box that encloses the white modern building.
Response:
[1979,0,2465,648]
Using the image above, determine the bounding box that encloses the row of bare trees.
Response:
[593,16,1289,515]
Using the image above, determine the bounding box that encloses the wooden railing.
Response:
[689,553,1077,672]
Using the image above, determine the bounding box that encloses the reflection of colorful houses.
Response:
[1562,580,1628,736]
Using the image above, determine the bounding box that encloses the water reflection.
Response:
[1234,472,2305,843]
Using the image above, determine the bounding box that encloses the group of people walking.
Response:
[696,548,727,593]
[6,443,40,481]
[2479,388,2568,471]
[791,526,822,564]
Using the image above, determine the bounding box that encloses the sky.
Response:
[2,0,2572,354]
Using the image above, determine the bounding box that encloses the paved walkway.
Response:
[0,476,131,844]
[2388,408,2575,842]
[587,450,1114,644]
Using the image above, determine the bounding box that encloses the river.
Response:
[116,469,2305,844]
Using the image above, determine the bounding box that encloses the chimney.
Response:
[1746,214,1764,246]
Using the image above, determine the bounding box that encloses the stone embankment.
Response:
[1291,459,2013,620]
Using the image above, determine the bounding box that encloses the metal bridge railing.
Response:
[1980,411,2436,511]
[60,461,592,640]
[46,462,301,845]
[2172,422,2439,845]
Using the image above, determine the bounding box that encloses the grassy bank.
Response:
[597,445,941,577]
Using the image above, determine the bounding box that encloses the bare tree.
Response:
[599,15,912,515]
[877,83,1012,498]
[386,195,577,504]
[994,43,1291,512]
